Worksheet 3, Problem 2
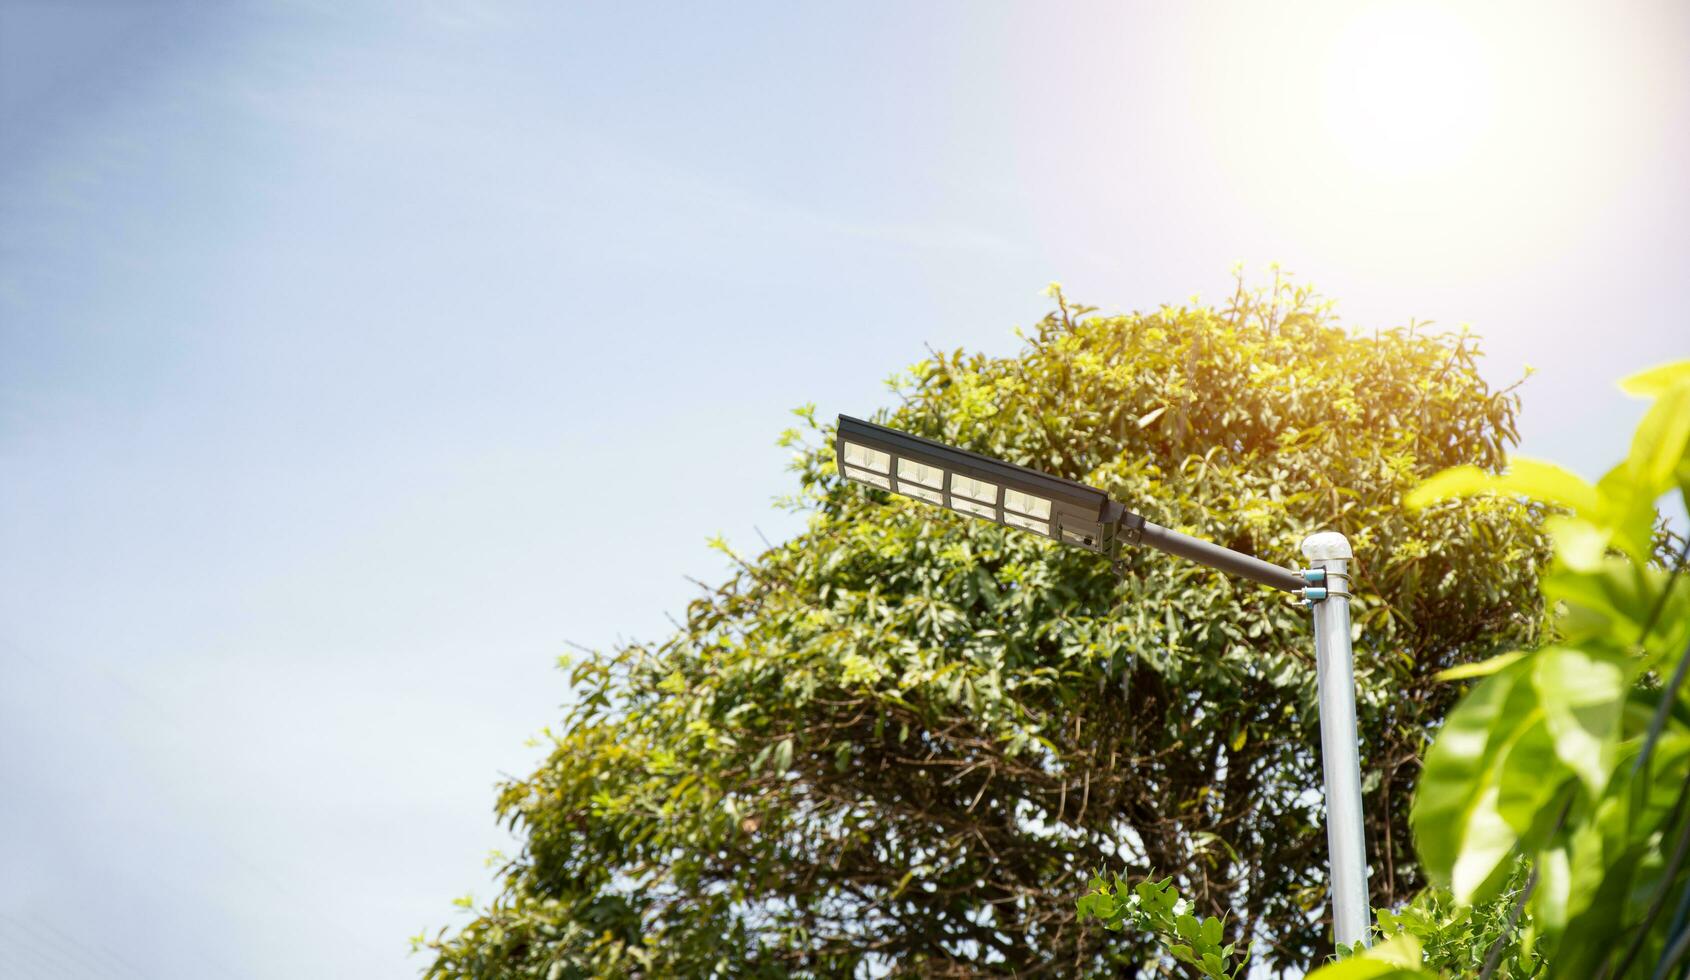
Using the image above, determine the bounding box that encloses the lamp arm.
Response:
[1113,509,1308,593]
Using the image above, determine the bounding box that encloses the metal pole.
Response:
[1302,531,1370,948]
[1136,519,1308,593]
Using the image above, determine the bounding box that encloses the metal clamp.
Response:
[1298,569,1353,605]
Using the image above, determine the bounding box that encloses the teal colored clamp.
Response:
[1299,570,1331,606]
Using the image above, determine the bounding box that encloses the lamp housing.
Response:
[835,415,1123,554]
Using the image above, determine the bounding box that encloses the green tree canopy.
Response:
[421,277,1547,977]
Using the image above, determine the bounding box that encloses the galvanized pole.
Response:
[1301,531,1370,948]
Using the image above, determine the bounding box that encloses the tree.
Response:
[419,275,1547,977]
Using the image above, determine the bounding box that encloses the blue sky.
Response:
[1,2,1686,976]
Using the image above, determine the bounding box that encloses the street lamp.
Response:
[835,414,1371,949]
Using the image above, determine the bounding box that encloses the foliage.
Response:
[1363,868,1540,977]
[420,275,1548,977]
[1077,873,1247,978]
[1396,358,1690,977]
[1078,865,1539,979]
[1301,933,1431,980]
[1296,866,1540,979]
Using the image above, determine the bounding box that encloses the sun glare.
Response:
[1036,0,1670,282]
[1324,3,1495,176]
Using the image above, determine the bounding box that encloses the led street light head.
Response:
[836,414,1310,593]
[834,415,1121,554]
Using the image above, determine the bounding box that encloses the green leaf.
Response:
[1533,839,1573,931]
[1200,915,1223,946]
[1403,465,1486,511]
[1304,934,1431,978]
[1434,650,1526,682]
[1540,558,1675,653]
[1531,647,1624,798]
[1618,358,1690,398]
[1544,515,1610,572]
[1450,782,1523,902]
[1546,830,1651,976]
[1624,383,1690,502]
[1405,458,1601,519]
[1075,890,1110,920]
[1412,660,1531,897]
[1589,384,1690,562]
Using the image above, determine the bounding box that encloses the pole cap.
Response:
[1300,531,1353,561]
